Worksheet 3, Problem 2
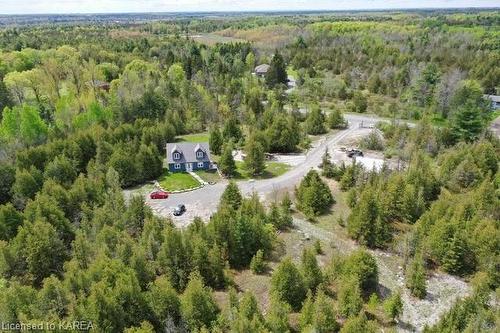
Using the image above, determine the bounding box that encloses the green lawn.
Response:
[233,161,291,180]
[158,170,200,191]
[176,132,209,143]
[195,169,221,184]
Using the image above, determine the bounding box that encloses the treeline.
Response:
[0,118,175,215]
[285,13,498,120]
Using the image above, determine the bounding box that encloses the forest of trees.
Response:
[0,9,498,333]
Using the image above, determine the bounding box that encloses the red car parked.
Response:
[150,190,169,199]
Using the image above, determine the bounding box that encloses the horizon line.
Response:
[1,7,499,16]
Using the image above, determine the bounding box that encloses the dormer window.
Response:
[196,151,204,159]
[173,152,181,160]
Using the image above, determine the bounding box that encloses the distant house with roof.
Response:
[485,95,500,109]
[254,64,270,77]
[166,142,213,172]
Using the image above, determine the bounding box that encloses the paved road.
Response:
[145,114,384,226]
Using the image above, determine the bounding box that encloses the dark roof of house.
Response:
[166,142,211,164]
[255,64,270,74]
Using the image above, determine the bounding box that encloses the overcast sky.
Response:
[0,1,498,15]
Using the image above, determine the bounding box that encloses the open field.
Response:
[176,131,210,143]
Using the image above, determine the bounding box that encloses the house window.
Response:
[197,162,204,168]
[174,163,181,170]
[173,152,181,160]
[196,151,204,158]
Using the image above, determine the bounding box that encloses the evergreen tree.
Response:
[320,149,339,179]
[237,291,264,328]
[265,296,291,333]
[207,244,226,289]
[218,142,237,177]
[15,220,67,285]
[299,290,315,330]
[266,52,288,88]
[11,167,43,209]
[295,170,334,218]
[244,135,265,176]
[250,249,266,274]
[383,291,403,322]
[313,289,339,333]
[43,155,77,187]
[347,186,390,248]
[344,249,379,294]
[108,148,138,187]
[327,107,347,129]
[267,114,301,153]
[181,272,219,331]
[145,275,182,327]
[222,117,242,143]
[338,278,363,318]
[0,164,15,204]
[305,105,326,135]
[36,275,71,320]
[406,252,427,299]
[301,248,323,292]
[271,257,307,311]
[0,203,23,241]
[157,227,191,291]
[267,202,292,230]
[451,102,485,143]
[352,91,368,113]
[136,144,162,182]
[125,195,151,238]
[220,181,242,210]
[209,126,223,155]
[339,160,359,191]
[441,232,470,276]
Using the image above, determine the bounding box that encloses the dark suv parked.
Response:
[347,149,364,158]
[173,204,186,216]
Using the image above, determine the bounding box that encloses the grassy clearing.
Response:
[194,169,221,184]
[233,161,291,180]
[158,170,200,191]
[176,132,209,143]
[190,33,246,45]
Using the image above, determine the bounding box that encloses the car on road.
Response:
[347,149,364,158]
[150,190,169,199]
[173,204,186,216]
